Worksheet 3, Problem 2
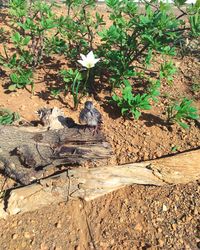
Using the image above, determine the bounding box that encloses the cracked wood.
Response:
[0,125,112,185]
[0,148,199,218]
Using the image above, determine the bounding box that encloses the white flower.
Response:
[78,51,100,69]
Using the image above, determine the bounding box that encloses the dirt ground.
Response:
[0,3,200,250]
[0,182,199,250]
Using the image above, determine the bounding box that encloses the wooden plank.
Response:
[0,149,199,218]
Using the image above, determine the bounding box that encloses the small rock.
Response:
[155,151,163,158]
[100,241,109,248]
[55,221,62,229]
[158,239,164,247]
[193,208,198,215]
[172,224,177,230]
[119,217,124,223]
[40,242,49,250]
[21,242,27,248]
[186,215,193,222]
[12,233,18,239]
[110,239,115,245]
[134,223,143,231]
[54,247,62,250]
[24,232,32,239]
[20,105,26,111]
[162,204,168,212]
[17,220,22,225]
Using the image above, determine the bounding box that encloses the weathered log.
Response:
[0,149,199,218]
[0,124,112,184]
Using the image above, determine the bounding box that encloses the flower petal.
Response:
[77,60,86,67]
[87,51,95,60]
[94,58,100,64]
[80,54,87,61]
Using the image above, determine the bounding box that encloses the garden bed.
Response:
[0,2,199,189]
[0,1,199,248]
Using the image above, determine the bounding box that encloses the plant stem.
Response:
[31,82,35,95]
[72,72,82,110]
[84,68,90,93]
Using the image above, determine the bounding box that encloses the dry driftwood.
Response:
[0,124,112,185]
[0,149,199,218]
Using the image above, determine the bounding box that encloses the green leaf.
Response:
[121,107,129,115]
[106,0,119,8]
[23,36,31,45]
[174,0,187,6]
[178,121,189,129]
[132,109,141,120]
[11,32,21,43]
[8,84,17,91]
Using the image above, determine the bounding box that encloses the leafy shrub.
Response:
[57,0,105,60]
[0,0,199,124]
[112,81,153,119]
[167,98,199,129]
[159,61,177,84]
[0,0,59,92]
[98,0,182,89]
[0,108,20,125]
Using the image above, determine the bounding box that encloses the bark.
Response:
[0,125,112,184]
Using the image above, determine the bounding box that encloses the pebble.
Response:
[20,105,26,111]
[24,232,32,239]
[155,151,163,158]
[40,242,49,250]
[134,223,143,231]
[172,224,177,230]
[21,242,27,248]
[119,217,124,223]
[54,247,62,250]
[162,204,168,212]
[55,221,62,229]
[193,208,198,215]
[158,239,164,247]
[99,241,109,248]
[12,233,18,240]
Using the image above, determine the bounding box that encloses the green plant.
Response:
[0,28,7,43]
[98,0,184,89]
[188,4,200,37]
[59,51,100,109]
[50,89,61,98]
[159,60,177,84]
[171,145,179,152]
[167,98,199,129]
[9,69,33,91]
[0,108,20,125]
[0,0,59,92]
[191,82,200,94]
[60,68,83,109]
[57,0,105,61]
[112,81,152,119]
[147,79,161,102]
